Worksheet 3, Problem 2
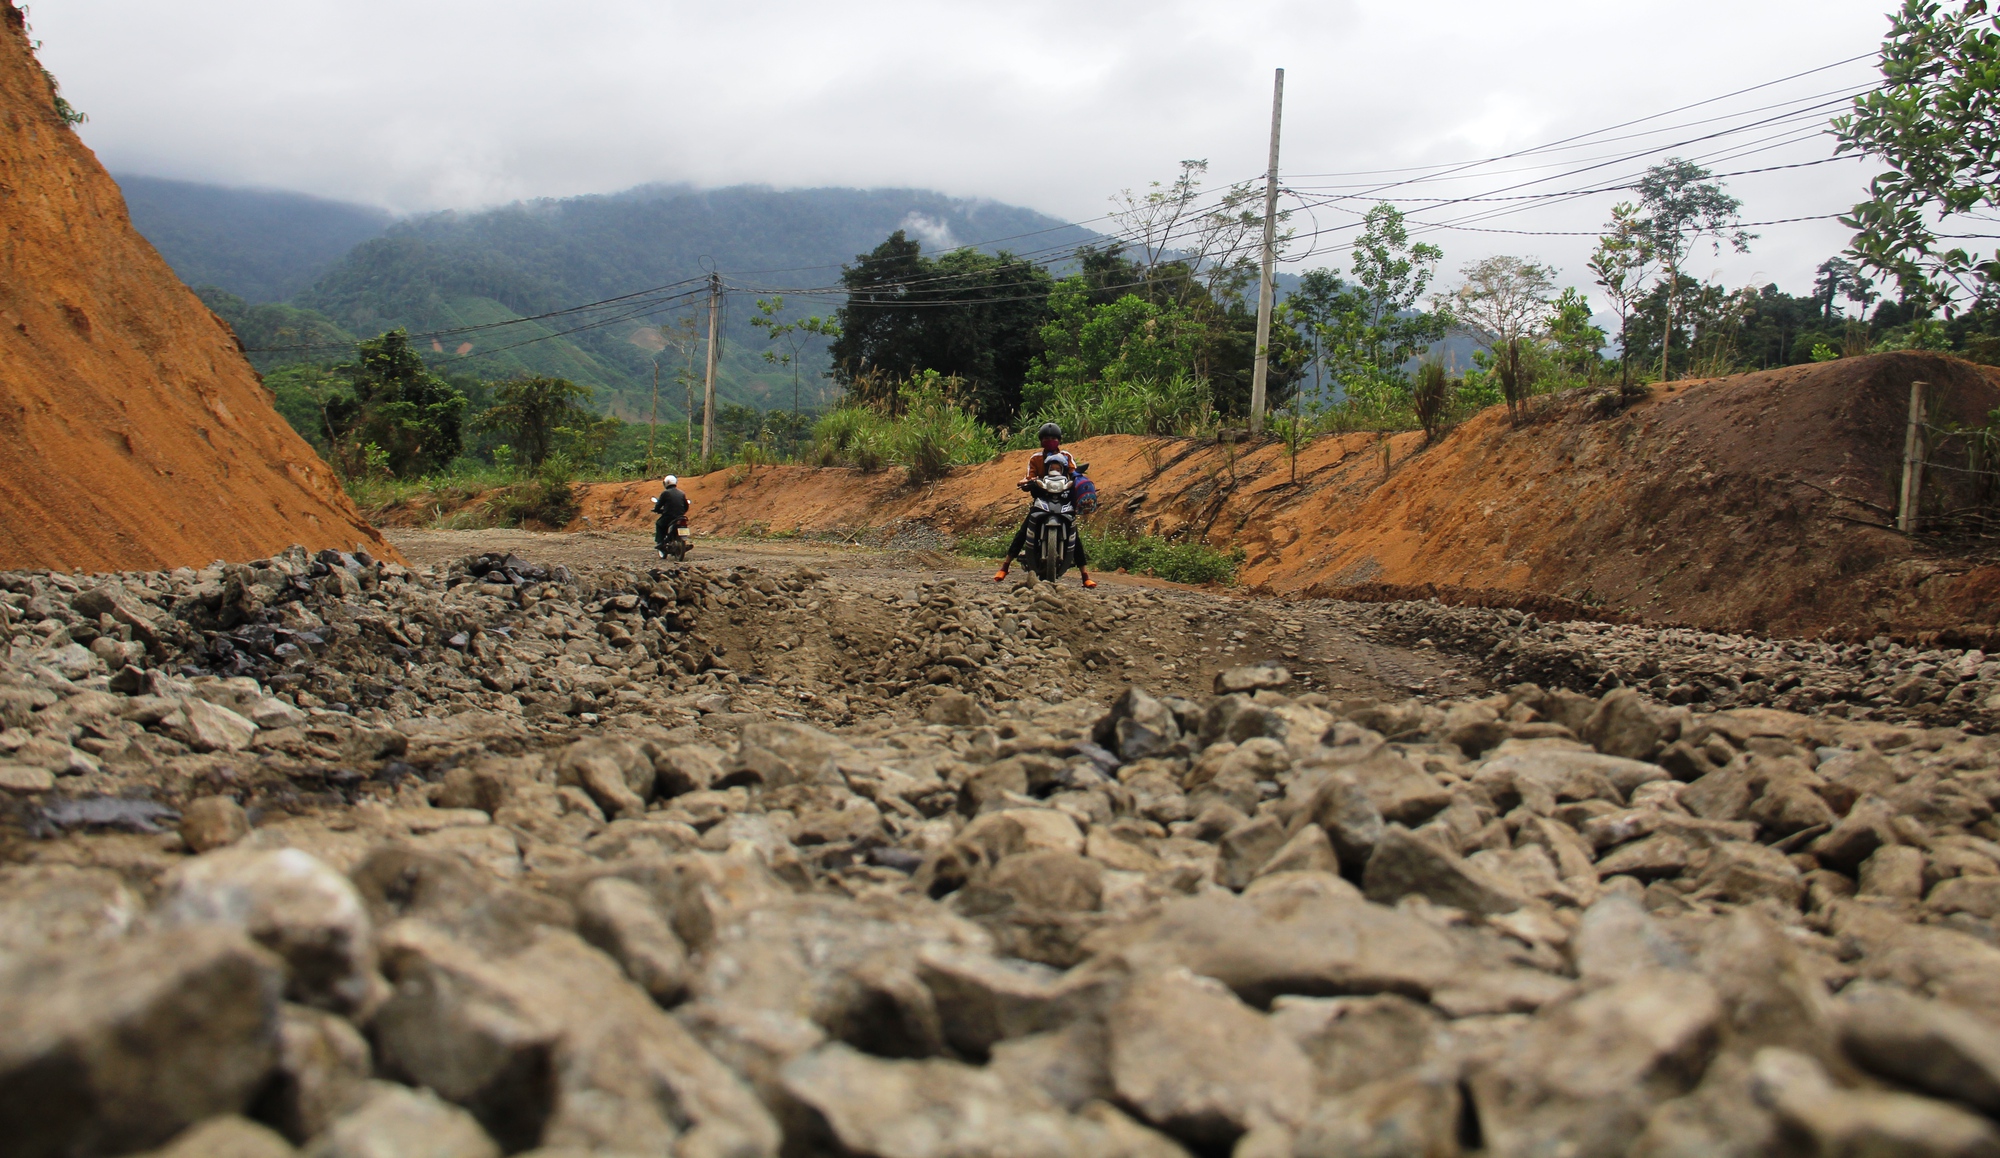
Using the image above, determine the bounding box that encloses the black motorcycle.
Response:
[1019,462,1086,582]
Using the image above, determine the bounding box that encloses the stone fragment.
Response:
[0,762,54,791]
[1114,890,1460,1007]
[1592,832,1690,880]
[1571,894,1691,983]
[922,690,989,727]
[575,876,689,1004]
[1215,664,1292,695]
[1107,969,1313,1148]
[136,1116,296,1158]
[1293,768,1387,866]
[0,927,283,1157]
[1292,1074,1464,1158]
[1811,794,1899,872]
[156,848,379,1013]
[1468,971,1723,1158]
[1581,688,1667,760]
[1839,983,2000,1115]
[1363,825,1529,914]
[257,1004,372,1143]
[729,719,847,787]
[1860,844,1926,900]
[1268,994,1442,1097]
[1216,814,1290,891]
[302,1082,500,1158]
[1692,841,1804,908]
[1932,875,2000,918]
[0,865,141,952]
[1255,823,1338,881]
[180,794,251,853]
[1335,747,1452,826]
[1094,686,1184,762]
[555,738,655,819]
[1750,1046,2000,1158]
[170,696,259,752]
[375,921,777,1155]
[781,1042,1186,1158]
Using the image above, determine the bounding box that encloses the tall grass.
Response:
[1023,375,1217,442]
[810,377,996,480]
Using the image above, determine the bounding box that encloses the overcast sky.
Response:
[33,0,1895,299]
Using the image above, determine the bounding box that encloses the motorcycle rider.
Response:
[992,422,1095,588]
[653,475,690,559]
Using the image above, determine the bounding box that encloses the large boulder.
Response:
[0,927,284,1158]
[1106,969,1313,1148]
[1468,971,1724,1158]
[156,848,379,1013]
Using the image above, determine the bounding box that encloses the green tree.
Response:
[1812,256,1878,324]
[1451,255,1557,350]
[830,231,1053,425]
[1547,288,1608,379]
[473,376,594,468]
[1023,281,1203,415]
[1589,202,1657,387]
[1634,160,1753,381]
[323,330,466,477]
[1835,0,2000,309]
[1351,204,1449,375]
[750,296,841,414]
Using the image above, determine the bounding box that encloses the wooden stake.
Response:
[1899,379,1928,533]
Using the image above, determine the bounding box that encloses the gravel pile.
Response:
[7,551,2000,1155]
[1343,598,2000,728]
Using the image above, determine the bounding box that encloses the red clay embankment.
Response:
[558,352,2000,643]
[0,2,396,571]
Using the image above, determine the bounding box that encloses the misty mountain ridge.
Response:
[117,174,1101,417]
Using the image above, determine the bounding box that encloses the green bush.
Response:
[955,530,1012,558]
[890,380,998,481]
[487,452,581,528]
[1086,531,1243,585]
[812,376,996,479]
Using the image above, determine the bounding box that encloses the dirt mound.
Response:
[0,3,393,572]
[540,352,2000,642]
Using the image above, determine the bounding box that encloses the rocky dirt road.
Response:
[8,530,2000,1156]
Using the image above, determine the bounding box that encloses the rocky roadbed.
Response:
[8,544,2000,1156]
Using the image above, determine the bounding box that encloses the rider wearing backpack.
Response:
[992,423,1094,588]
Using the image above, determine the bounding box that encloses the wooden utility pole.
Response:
[1249,66,1285,435]
[701,273,721,463]
[1899,379,1929,533]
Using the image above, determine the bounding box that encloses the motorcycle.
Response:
[1019,462,1087,582]
[660,516,691,562]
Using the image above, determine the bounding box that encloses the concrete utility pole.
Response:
[1249,67,1285,435]
[701,273,721,463]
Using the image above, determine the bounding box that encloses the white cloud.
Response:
[30,0,1894,296]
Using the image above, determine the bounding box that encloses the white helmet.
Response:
[663,475,678,486]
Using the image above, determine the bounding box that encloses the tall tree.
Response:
[1836,0,2000,309]
[829,231,1053,425]
[473,376,594,468]
[1634,160,1754,381]
[322,329,466,477]
[1547,288,1608,379]
[751,296,840,414]
[1811,256,1878,324]
[1349,204,1448,378]
[1589,202,1656,387]
[1450,255,1558,349]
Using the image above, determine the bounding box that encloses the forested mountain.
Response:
[117,176,1099,418]
[116,175,392,303]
